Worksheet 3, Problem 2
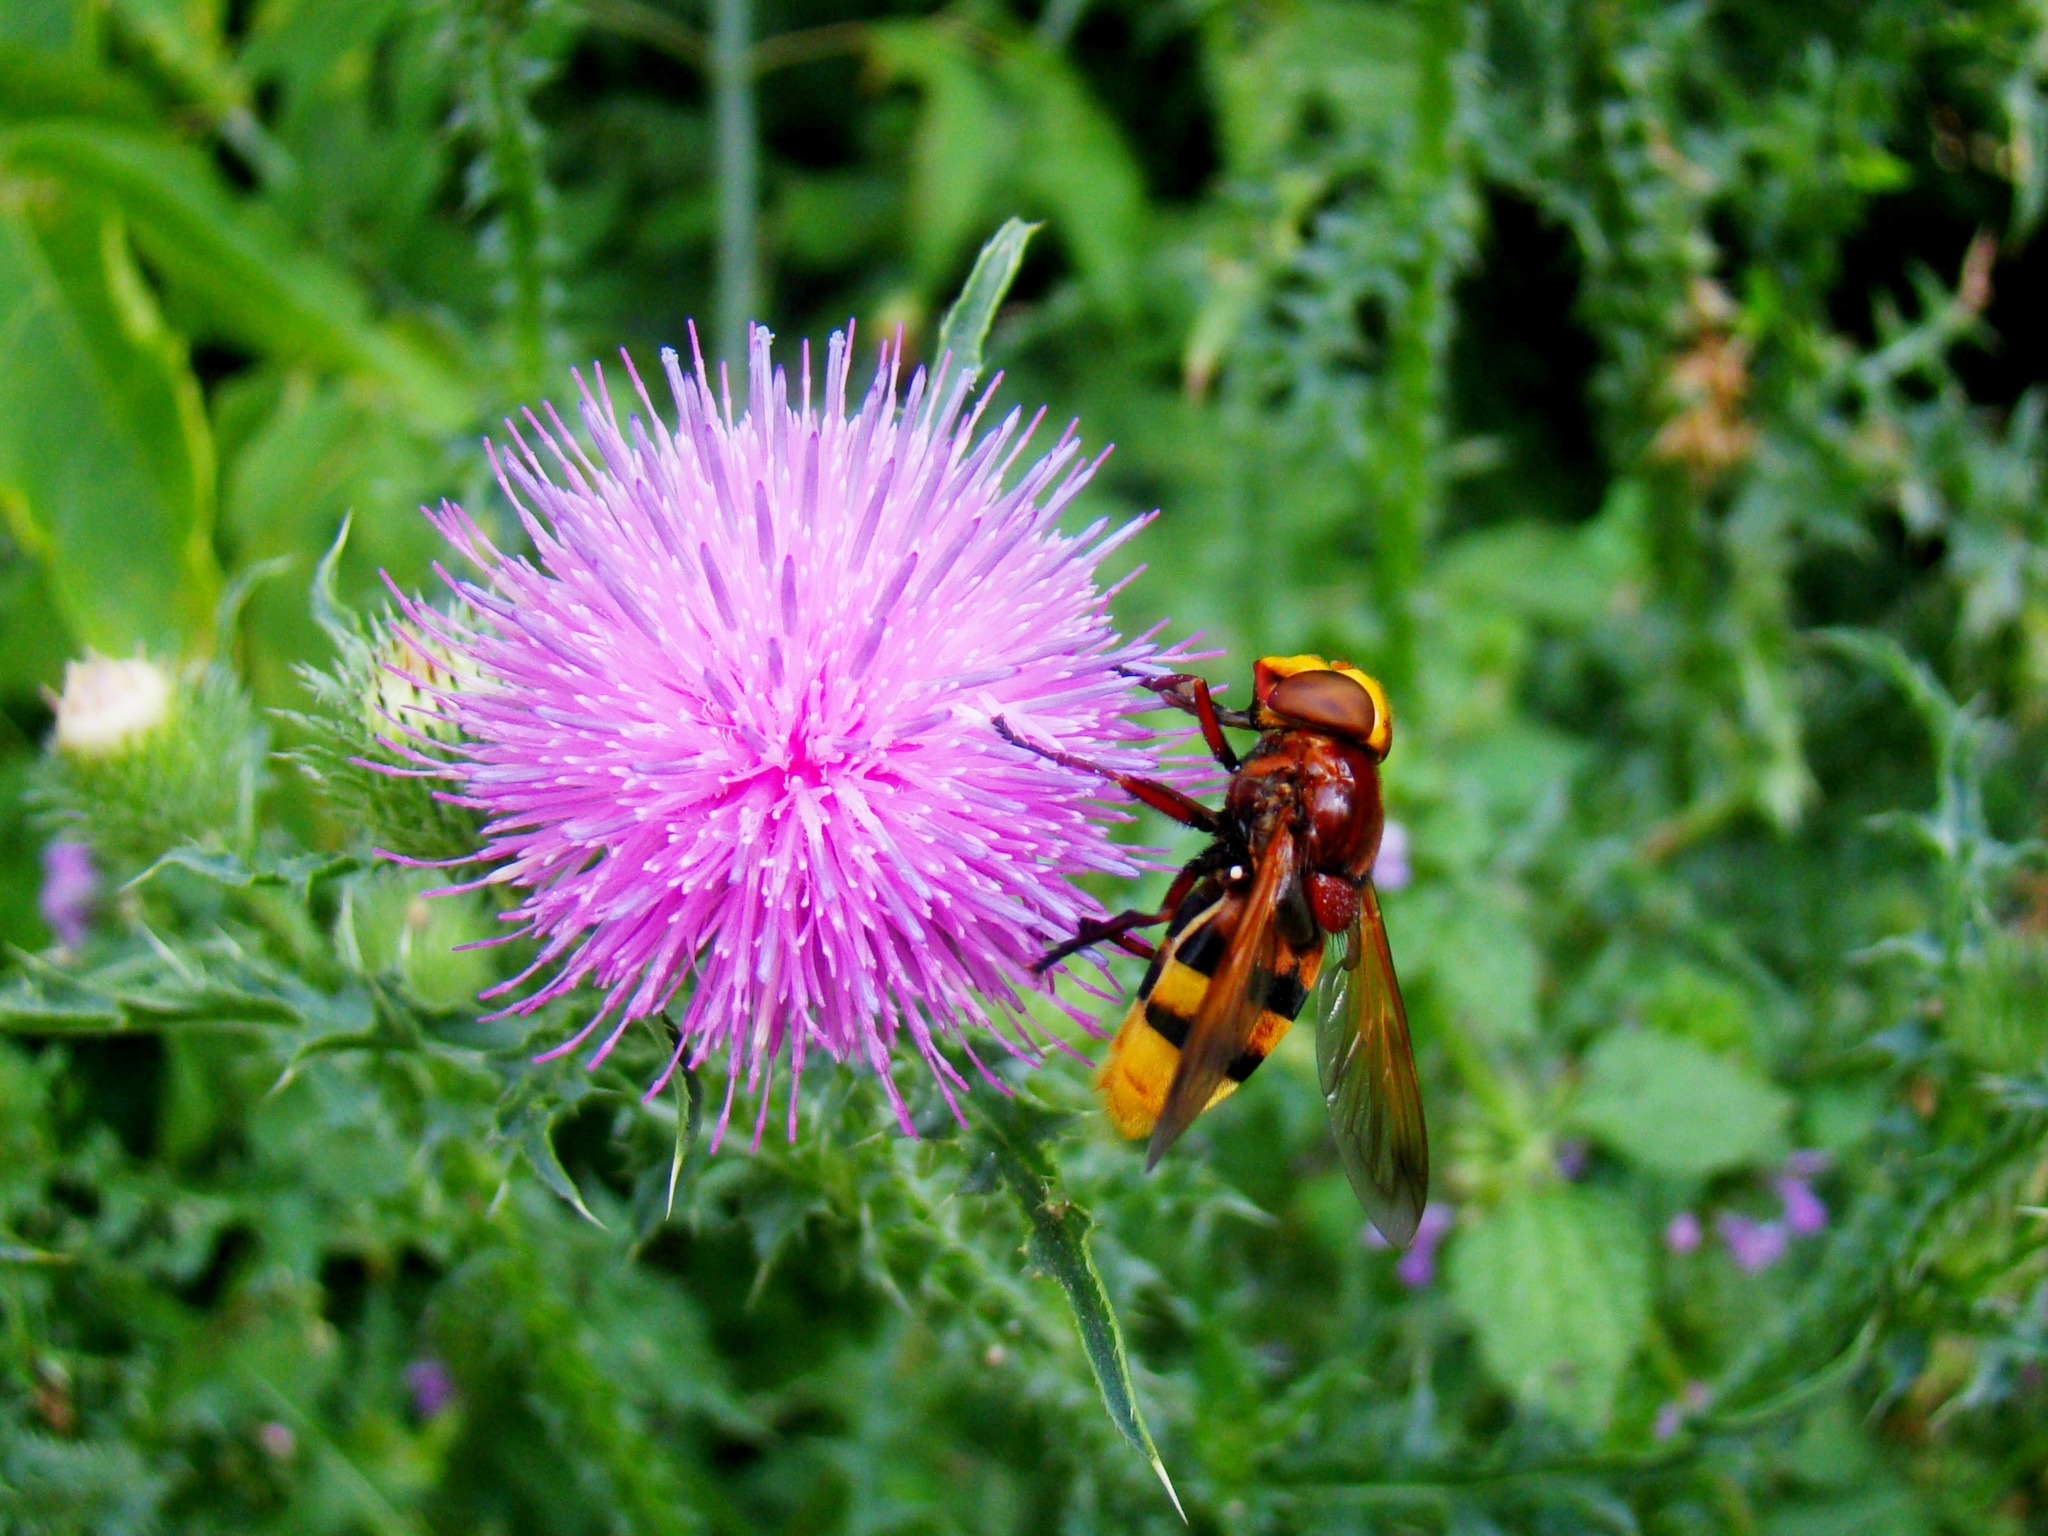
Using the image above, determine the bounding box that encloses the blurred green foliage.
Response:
[4,0,2048,1531]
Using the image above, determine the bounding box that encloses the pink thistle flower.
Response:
[389,325,1188,1140]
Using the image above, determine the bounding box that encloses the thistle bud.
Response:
[287,604,484,865]
[37,657,265,874]
[349,868,494,1009]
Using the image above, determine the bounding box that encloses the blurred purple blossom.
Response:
[1664,1210,1702,1254]
[1783,1148,1831,1178]
[404,1357,454,1419]
[1775,1174,1828,1236]
[37,840,96,947]
[1553,1137,1589,1181]
[1374,819,1411,891]
[256,1421,295,1461]
[1717,1212,1788,1272]
[1393,1202,1455,1288]
[1654,1381,1712,1441]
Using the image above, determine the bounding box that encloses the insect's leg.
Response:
[1033,863,1206,973]
[992,717,1220,832]
[1130,672,1243,771]
[1034,909,1166,973]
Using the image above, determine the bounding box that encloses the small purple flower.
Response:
[1654,1381,1711,1440]
[1392,1202,1455,1287]
[1783,1148,1831,1179]
[1775,1174,1828,1236]
[38,840,97,947]
[392,326,1189,1138]
[1664,1210,1702,1254]
[1717,1212,1788,1273]
[1373,819,1411,891]
[1553,1137,1589,1181]
[256,1421,296,1461]
[404,1357,455,1419]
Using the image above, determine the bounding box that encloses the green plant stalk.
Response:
[1374,0,1461,700]
[464,0,558,396]
[712,0,759,368]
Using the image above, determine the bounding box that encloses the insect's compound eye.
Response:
[1266,668,1378,747]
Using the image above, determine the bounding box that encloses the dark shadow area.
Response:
[1444,187,1606,532]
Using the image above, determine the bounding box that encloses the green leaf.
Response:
[996,39,1147,320]
[0,194,218,653]
[972,1093,1183,1520]
[1448,1183,1652,1434]
[0,543,74,692]
[129,845,364,908]
[1574,1030,1791,1178]
[1403,886,1539,1042]
[0,1242,68,1264]
[0,121,472,431]
[935,217,1038,384]
[1951,929,2048,1070]
[1206,1,1420,173]
[492,1064,606,1229]
[0,945,315,1035]
[668,1062,703,1219]
[867,21,1015,293]
[0,0,74,50]
[0,43,157,126]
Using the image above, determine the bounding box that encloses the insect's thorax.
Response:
[1226,729,1384,884]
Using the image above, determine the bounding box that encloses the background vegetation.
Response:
[3,0,2048,1530]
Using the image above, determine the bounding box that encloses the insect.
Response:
[995,655,1427,1248]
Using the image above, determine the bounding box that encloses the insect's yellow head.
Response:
[1253,654,1393,759]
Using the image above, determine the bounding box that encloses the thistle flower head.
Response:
[395,325,1186,1136]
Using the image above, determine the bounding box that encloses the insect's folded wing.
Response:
[1146,833,1293,1170]
[1315,881,1428,1248]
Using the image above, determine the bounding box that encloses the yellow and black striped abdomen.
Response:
[1097,893,1324,1139]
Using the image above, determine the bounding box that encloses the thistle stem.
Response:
[711,0,759,368]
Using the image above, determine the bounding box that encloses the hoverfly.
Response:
[997,656,1427,1248]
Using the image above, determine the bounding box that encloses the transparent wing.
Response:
[1145,833,1296,1170]
[1315,881,1428,1247]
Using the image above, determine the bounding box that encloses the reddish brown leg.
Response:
[1034,910,1164,973]
[993,717,1220,833]
[1127,670,1245,771]
[1034,863,1205,973]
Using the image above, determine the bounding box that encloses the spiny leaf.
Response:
[972,1093,1184,1521]
[0,944,315,1035]
[668,1063,704,1220]
[492,1065,607,1229]
[128,845,364,909]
